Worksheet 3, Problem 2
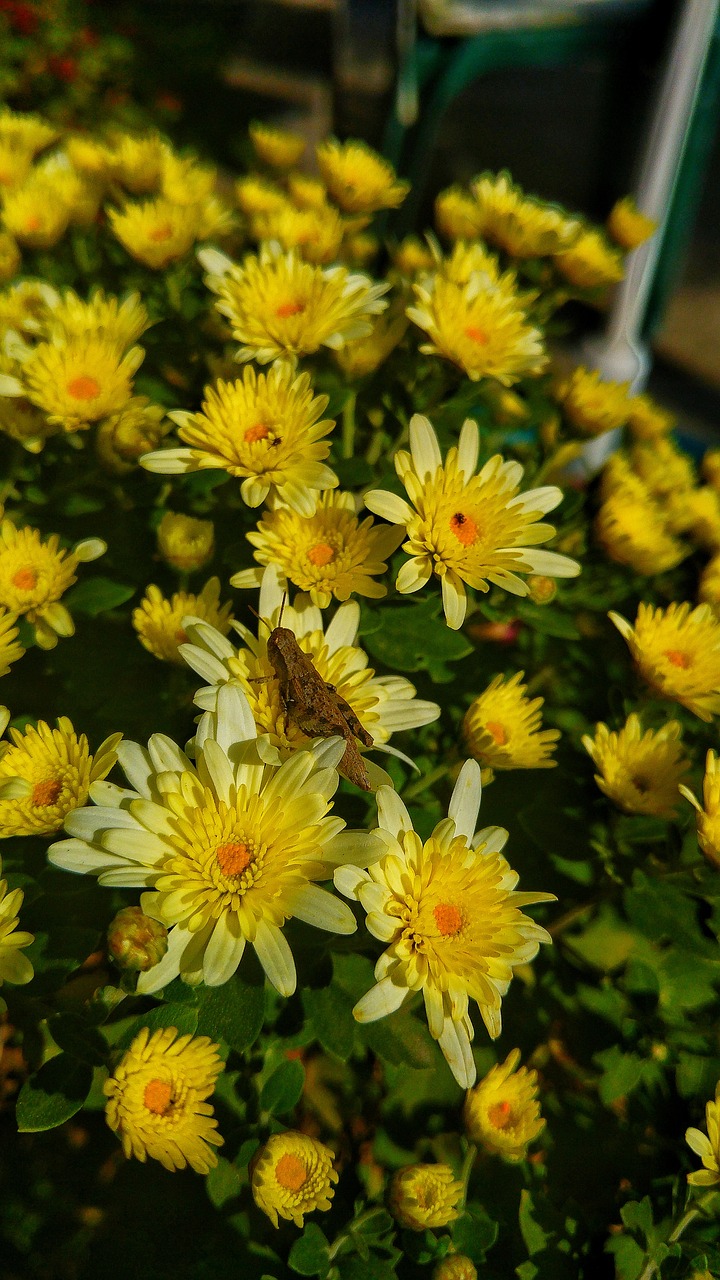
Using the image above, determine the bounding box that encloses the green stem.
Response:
[636,1191,717,1280]
[402,762,452,802]
[342,391,357,460]
[459,1142,477,1207]
[327,1206,385,1263]
[365,429,386,467]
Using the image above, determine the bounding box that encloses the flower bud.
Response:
[607,197,656,251]
[433,1257,478,1280]
[0,232,20,283]
[95,397,168,475]
[527,575,557,605]
[157,512,214,572]
[107,906,168,972]
[387,1164,463,1231]
[464,1048,545,1162]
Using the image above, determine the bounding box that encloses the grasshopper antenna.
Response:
[247,603,272,635]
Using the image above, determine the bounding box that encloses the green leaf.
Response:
[620,1198,653,1240]
[64,576,135,616]
[362,597,472,683]
[337,1259,397,1280]
[452,1205,499,1262]
[287,1223,331,1277]
[206,1155,244,1209]
[48,1014,109,1067]
[361,1007,439,1069]
[195,973,265,1052]
[594,1046,645,1105]
[676,1052,720,1099]
[605,1234,645,1280]
[519,1189,550,1257]
[16,1055,93,1132]
[261,1058,305,1115]
[517,602,580,639]
[116,1002,199,1050]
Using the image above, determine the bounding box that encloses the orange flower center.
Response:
[174,628,188,645]
[485,720,508,745]
[307,542,335,567]
[143,1079,173,1115]
[275,1153,308,1191]
[25,214,42,232]
[31,778,62,807]
[464,325,489,346]
[664,649,690,669]
[449,512,478,547]
[149,222,173,243]
[67,375,101,401]
[244,422,269,443]
[275,301,305,319]
[11,566,38,591]
[433,902,463,937]
[216,841,252,875]
[487,1099,513,1130]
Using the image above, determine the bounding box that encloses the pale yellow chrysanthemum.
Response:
[435,239,504,288]
[200,243,388,366]
[680,750,720,868]
[19,336,144,431]
[700,554,720,612]
[316,139,409,214]
[464,1048,545,1160]
[1,180,71,248]
[333,308,408,379]
[364,415,580,630]
[610,602,720,721]
[157,512,214,573]
[435,185,484,241]
[598,452,650,506]
[0,279,58,337]
[554,228,624,288]
[462,672,559,770]
[287,173,329,211]
[108,198,201,270]
[686,1082,720,1187]
[0,231,20,282]
[0,371,56,453]
[555,367,631,436]
[630,438,695,501]
[252,1131,338,1227]
[0,521,105,649]
[0,850,33,985]
[583,714,689,818]
[473,172,580,258]
[31,156,101,229]
[335,760,555,1087]
[64,135,114,180]
[142,365,337,516]
[234,175,288,218]
[667,486,720,552]
[251,203,344,264]
[607,196,657,250]
[133,579,233,665]
[0,609,23,676]
[104,1027,223,1173]
[595,492,687,576]
[160,150,216,206]
[50,683,378,995]
[388,1164,463,1231]
[250,121,306,169]
[194,195,237,243]
[393,235,435,276]
[231,490,404,607]
[181,565,440,767]
[95,397,168,475]
[0,714,120,837]
[626,392,676,440]
[407,273,546,385]
[0,109,58,157]
[107,132,165,194]
[0,145,33,191]
[46,288,151,350]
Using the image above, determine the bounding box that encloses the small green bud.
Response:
[433,1256,478,1280]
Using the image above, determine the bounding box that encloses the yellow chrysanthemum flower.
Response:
[473,172,580,257]
[435,185,484,241]
[316,138,409,214]
[0,372,56,453]
[64,135,113,180]
[200,243,388,366]
[31,156,101,229]
[630,438,695,501]
[46,288,151,350]
[0,714,120,837]
[463,1048,545,1161]
[250,121,306,169]
[554,228,624,288]
[595,492,687,576]
[181,565,440,768]
[0,521,105,649]
[231,490,404,607]
[407,272,546,385]
[0,279,58,336]
[433,1257,477,1280]
[610,602,720,721]
[160,151,216,206]
[104,1026,224,1173]
[626,393,675,440]
[157,512,214,573]
[50,684,378,994]
[554,367,631,436]
[133,579,233,665]
[0,144,32,191]
[0,850,34,985]
[252,1131,338,1227]
[342,230,378,268]
[108,198,200,270]
[607,196,657,250]
[336,759,555,1087]
[196,195,237,241]
[667,486,720,553]
[95,397,168,475]
[20,336,144,431]
[0,609,23,676]
[0,108,58,156]
[699,554,720,612]
[388,1165,464,1231]
[234,174,288,218]
[1,180,71,248]
[251,203,345,264]
[462,672,559,771]
[143,365,338,516]
[583,714,689,818]
[680,750,720,868]
[686,1082,720,1187]
[393,235,436,276]
[435,239,504,288]
[334,308,408,379]
[0,231,20,282]
[364,415,580,630]
[287,172,329,211]
[107,132,165,194]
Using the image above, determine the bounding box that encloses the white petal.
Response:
[363,490,415,526]
[423,985,445,1039]
[258,564,285,621]
[521,549,581,578]
[148,734,192,776]
[376,785,413,838]
[396,557,432,594]
[457,418,479,478]
[214,682,257,753]
[409,413,442,478]
[73,538,106,563]
[473,824,509,854]
[179,644,229,685]
[448,759,482,842]
[202,917,246,986]
[333,864,370,900]
[286,883,357,934]
[441,573,467,630]
[253,920,296,997]
[183,619,236,661]
[508,485,562,515]
[353,975,408,1022]
[438,1016,476,1088]
[198,738,235,805]
[135,924,192,994]
[48,838,120,876]
[324,602,360,652]
[116,741,155,797]
[102,828,169,865]
[140,448,193,474]
[64,806,139,839]
[308,736,346,773]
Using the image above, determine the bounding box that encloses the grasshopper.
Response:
[265,622,373,791]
